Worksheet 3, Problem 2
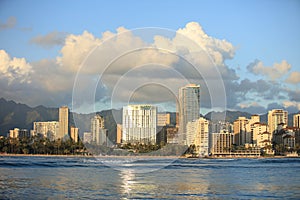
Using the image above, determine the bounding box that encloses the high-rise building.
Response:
[59,106,69,139]
[233,117,248,146]
[178,84,200,143]
[70,126,79,143]
[122,104,157,145]
[268,109,288,134]
[33,121,60,140]
[251,122,269,147]
[186,117,209,156]
[245,115,260,144]
[293,113,300,128]
[210,130,233,155]
[91,114,106,145]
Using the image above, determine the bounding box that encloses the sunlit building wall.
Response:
[268,109,288,134]
[58,106,69,139]
[122,104,157,145]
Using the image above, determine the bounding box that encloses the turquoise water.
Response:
[0,156,299,199]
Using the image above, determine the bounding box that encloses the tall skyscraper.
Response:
[293,113,300,128]
[91,114,105,145]
[59,106,69,139]
[268,109,288,134]
[178,84,200,142]
[122,104,157,145]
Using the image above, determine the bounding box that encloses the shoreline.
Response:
[0,153,299,159]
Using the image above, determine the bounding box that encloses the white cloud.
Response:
[286,71,300,84]
[56,31,101,72]
[238,102,262,109]
[0,50,33,84]
[30,31,67,48]
[1,22,299,114]
[247,60,291,80]
[282,100,300,110]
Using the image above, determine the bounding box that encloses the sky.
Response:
[0,0,299,115]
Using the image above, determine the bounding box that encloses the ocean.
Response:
[0,156,299,199]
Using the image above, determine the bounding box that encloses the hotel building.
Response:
[58,106,69,139]
[186,117,209,156]
[268,109,288,134]
[122,104,157,145]
[178,84,200,143]
[293,113,300,128]
[33,121,60,140]
[91,114,106,145]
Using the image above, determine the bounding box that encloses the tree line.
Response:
[0,136,86,155]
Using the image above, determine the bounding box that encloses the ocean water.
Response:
[0,156,300,199]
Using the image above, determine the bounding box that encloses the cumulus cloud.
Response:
[0,16,16,30]
[154,22,237,80]
[247,59,291,80]
[286,71,300,84]
[0,50,33,84]
[1,22,299,114]
[30,31,67,48]
[56,31,101,72]
[283,100,300,110]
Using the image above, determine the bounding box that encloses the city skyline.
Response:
[0,1,299,115]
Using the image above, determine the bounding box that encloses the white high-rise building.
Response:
[91,114,106,145]
[122,104,157,145]
[293,113,300,128]
[33,121,60,140]
[178,84,200,143]
[186,117,209,156]
[268,109,288,134]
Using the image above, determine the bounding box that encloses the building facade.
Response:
[157,113,171,127]
[122,104,157,145]
[70,126,79,143]
[210,130,233,155]
[58,106,69,139]
[233,117,248,146]
[268,109,288,134]
[91,114,106,145]
[116,124,122,144]
[251,122,269,147]
[33,121,60,140]
[178,84,200,143]
[186,117,209,156]
[293,113,300,128]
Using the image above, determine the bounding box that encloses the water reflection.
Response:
[120,169,136,198]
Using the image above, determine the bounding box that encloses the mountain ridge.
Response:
[0,98,296,137]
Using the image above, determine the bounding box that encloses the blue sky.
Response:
[0,0,299,114]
